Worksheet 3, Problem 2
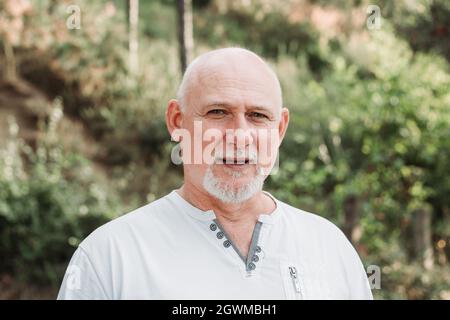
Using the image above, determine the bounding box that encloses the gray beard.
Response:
[202,166,265,204]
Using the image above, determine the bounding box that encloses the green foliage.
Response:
[0,109,122,285]
[194,4,329,74]
[17,0,179,168]
[377,0,450,63]
[268,25,450,299]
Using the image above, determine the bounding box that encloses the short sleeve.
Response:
[57,247,109,300]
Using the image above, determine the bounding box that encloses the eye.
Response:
[248,112,268,119]
[207,109,227,116]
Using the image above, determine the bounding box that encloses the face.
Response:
[167,53,289,203]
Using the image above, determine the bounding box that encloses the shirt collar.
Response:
[169,189,281,224]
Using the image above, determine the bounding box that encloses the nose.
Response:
[225,113,254,148]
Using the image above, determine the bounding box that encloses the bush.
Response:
[0,108,122,285]
[268,24,450,299]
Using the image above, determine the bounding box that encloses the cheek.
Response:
[255,130,280,167]
[185,163,209,182]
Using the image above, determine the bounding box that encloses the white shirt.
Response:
[57,190,373,300]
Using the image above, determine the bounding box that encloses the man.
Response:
[58,48,373,299]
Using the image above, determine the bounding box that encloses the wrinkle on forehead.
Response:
[177,48,282,113]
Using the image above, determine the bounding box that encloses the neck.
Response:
[177,181,276,225]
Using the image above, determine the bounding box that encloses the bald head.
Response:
[176,48,283,115]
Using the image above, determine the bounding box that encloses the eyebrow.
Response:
[204,102,275,117]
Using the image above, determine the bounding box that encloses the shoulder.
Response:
[276,198,370,278]
[78,193,172,252]
[274,198,363,262]
[277,199,347,241]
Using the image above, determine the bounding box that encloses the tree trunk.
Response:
[413,206,434,270]
[128,0,139,74]
[3,37,17,81]
[177,0,194,73]
[343,195,362,245]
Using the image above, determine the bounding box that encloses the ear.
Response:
[278,107,289,146]
[166,99,184,141]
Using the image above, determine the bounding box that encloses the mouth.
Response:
[218,158,250,165]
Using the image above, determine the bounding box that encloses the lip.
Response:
[219,158,254,172]
[220,158,249,165]
[223,163,250,171]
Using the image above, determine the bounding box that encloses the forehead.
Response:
[187,58,281,110]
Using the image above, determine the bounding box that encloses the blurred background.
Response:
[0,0,449,299]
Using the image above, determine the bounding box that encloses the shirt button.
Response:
[255,246,262,253]
[252,255,259,262]
[223,240,231,248]
[216,231,224,239]
[248,262,256,270]
[209,223,217,231]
